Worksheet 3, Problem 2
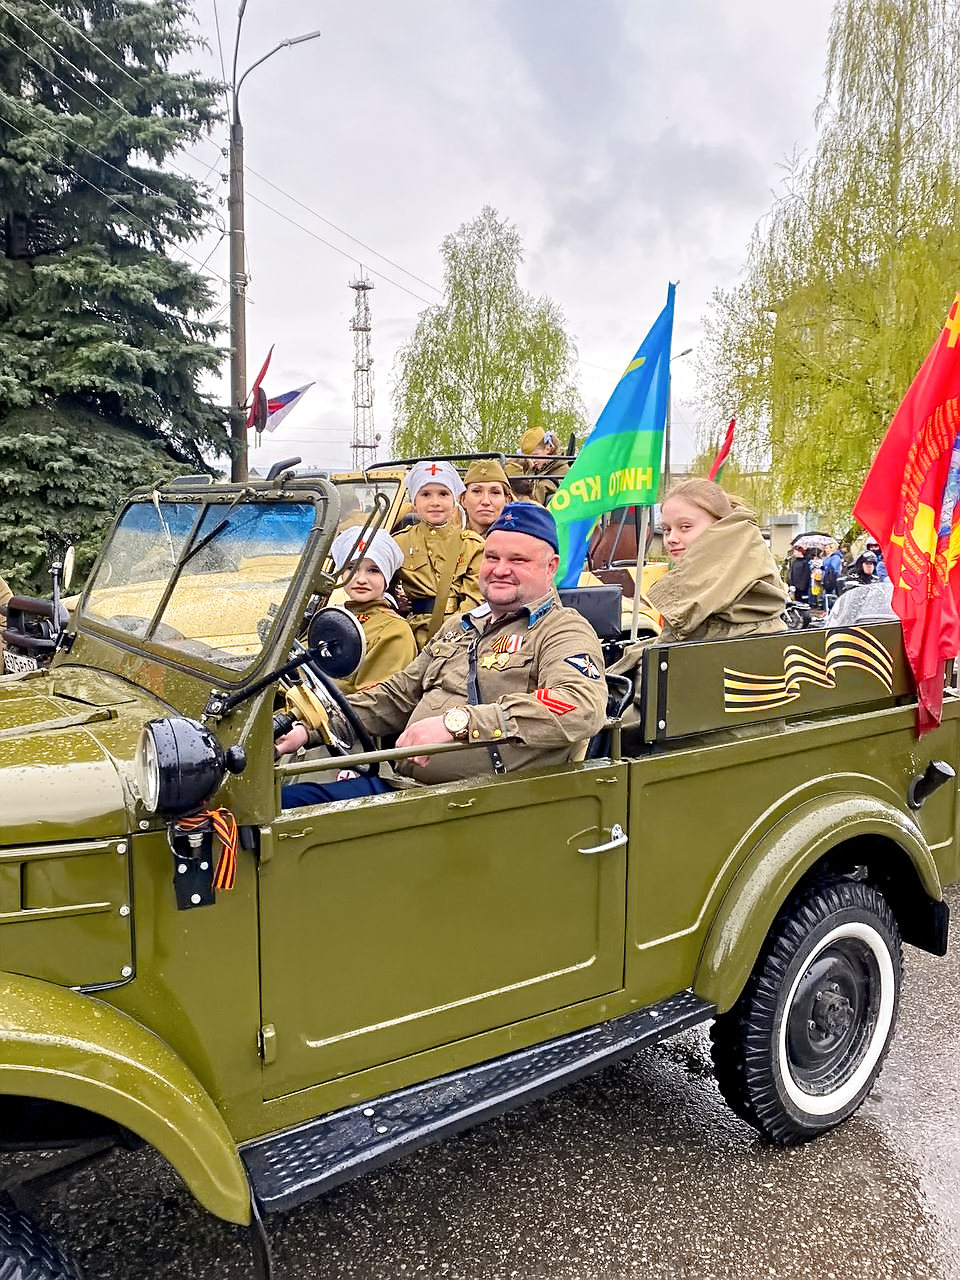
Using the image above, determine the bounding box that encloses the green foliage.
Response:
[391,206,586,456]
[0,0,228,466]
[0,405,183,594]
[698,0,960,525]
[683,439,774,521]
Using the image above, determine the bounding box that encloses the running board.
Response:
[242,990,713,1213]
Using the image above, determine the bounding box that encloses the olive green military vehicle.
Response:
[1,471,957,1279]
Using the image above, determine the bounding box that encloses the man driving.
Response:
[278,503,607,804]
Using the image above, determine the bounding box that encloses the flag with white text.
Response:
[551,285,675,587]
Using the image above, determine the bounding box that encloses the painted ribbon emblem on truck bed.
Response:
[723,628,894,714]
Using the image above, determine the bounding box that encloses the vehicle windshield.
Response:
[81,498,318,671]
[333,477,401,530]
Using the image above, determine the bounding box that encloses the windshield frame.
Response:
[74,483,336,688]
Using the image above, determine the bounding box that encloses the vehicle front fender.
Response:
[694,793,943,1014]
[0,972,251,1225]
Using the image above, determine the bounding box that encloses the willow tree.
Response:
[699,0,960,525]
[391,206,585,456]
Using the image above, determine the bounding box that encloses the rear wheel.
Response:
[0,1197,83,1280]
[710,877,901,1144]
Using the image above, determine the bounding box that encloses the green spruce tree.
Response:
[0,0,227,590]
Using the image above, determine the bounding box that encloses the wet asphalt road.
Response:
[6,883,960,1280]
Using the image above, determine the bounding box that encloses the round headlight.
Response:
[135,727,161,812]
[135,717,226,817]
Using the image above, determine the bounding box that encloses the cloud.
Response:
[184,0,832,467]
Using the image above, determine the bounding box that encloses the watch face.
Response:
[444,707,470,737]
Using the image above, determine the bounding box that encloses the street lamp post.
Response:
[228,6,321,482]
[661,346,693,497]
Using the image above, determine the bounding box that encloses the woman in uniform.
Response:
[459,459,512,536]
[649,478,787,642]
[393,460,484,650]
[519,427,570,506]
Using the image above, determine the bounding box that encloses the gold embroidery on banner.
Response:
[723,629,894,714]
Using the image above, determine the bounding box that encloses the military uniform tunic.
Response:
[393,521,485,650]
[348,590,607,785]
[337,599,417,695]
[530,458,570,507]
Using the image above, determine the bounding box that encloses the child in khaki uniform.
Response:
[393,461,484,651]
[328,528,416,694]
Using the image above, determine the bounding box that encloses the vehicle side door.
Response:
[258,760,628,1098]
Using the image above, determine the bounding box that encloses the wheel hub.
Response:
[784,943,880,1094]
[810,982,854,1039]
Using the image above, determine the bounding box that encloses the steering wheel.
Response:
[287,663,381,777]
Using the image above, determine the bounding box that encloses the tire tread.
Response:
[710,877,902,1145]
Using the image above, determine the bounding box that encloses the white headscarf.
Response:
[406,460,465,502]
[330,528,404,584]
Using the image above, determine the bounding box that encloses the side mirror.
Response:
[61,545,76,592]
[306,606,366,679]
[204,606,367,722]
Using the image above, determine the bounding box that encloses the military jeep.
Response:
[0,471,956,1279]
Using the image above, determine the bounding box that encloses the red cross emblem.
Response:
[426,463,442,476]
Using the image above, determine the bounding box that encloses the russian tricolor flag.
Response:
[263,383,314,433]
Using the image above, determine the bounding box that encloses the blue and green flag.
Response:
[551,284,676,587]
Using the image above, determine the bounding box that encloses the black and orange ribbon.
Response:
[177,808,239,891]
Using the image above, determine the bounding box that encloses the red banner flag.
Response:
[707,417,736,482]
[854,290,960,733]
[244,345,274,429]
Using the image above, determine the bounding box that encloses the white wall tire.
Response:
[711,878,902,1144]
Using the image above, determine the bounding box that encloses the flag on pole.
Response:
[550,284,676,588]
[244,345,274,428]
[261,383,315,434]
[854,288,960,733]
[707,417,736,482]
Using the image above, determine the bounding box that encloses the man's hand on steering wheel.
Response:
[275,722,309,756]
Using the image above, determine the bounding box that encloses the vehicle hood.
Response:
[0,667,168,844]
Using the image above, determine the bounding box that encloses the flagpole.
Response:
[629,508,649,642]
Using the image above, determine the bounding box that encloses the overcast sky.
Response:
[179,0,834,473]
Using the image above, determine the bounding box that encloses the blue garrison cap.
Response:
[486,502,559,552]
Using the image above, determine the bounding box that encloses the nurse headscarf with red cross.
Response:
[406,460,465,503]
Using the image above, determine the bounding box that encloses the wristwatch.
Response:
[442,706,471,740]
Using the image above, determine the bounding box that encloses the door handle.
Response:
[578,823,627,855]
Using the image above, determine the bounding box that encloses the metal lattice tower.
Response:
[349,274,378,469]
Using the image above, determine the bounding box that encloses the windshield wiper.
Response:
[145,495,247,640]
[177,517,229,571]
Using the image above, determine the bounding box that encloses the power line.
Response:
[0,106,231,289]
[3,0,227,175]
[244,190,435,306]
[4,25,228,205]
[211,0,230,96]
[2,86,223,237]
[246,165,441,296]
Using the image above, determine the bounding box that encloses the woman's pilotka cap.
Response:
[406,460,465,501]
[330,528,404,583]
[463,458,512,489]
[486,502,559,552]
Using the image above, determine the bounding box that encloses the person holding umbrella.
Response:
[788,545,812,605]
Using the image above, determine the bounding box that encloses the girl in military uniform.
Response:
[329,528,416,694]
[650,478,787,642]
[459,459,512,536]
[394,460,484,650]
